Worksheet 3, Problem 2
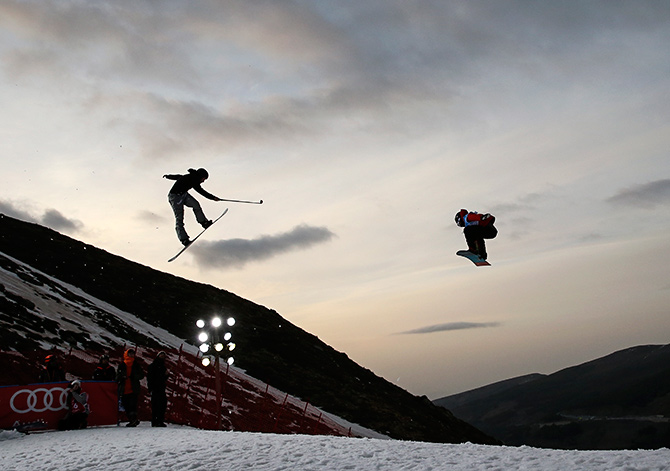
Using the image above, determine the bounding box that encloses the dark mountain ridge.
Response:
[0,214,498,444]
[435,344,670,449]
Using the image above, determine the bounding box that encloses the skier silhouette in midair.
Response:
[163,168,222,246]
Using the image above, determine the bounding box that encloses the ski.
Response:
[168,209,228,262]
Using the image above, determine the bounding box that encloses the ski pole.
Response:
[219,198,263,204]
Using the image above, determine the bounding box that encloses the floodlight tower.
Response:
[196,316,236,430]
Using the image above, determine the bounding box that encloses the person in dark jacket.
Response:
[92,354,116,381]
[163,168,222,246]
[116,348,145,427]
[455,209,498,260]
[58,380,90,430]
[39,353,66,383]
[147,351,168,427]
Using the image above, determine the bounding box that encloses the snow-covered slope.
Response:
[0,251,190,351]
[0,251,383,438]
[1,426,669,471]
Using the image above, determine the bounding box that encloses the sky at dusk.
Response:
[1,1,669,398]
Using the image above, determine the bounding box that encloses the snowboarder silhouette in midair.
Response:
[164,168,222,246]
[455,209,497,260]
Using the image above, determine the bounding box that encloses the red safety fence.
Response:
[0,347,355,437]
[0,381,118,431]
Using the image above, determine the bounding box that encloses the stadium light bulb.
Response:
[228,343,236,351]
[201,357,211,367]
[196,319,205,328]
[223,332,232,341]
[199,344,209,353]
[214,343,224,352]
[227,317,236,327]
[198,332,209,343]
[212,317,222,328]
[227,357,234,366]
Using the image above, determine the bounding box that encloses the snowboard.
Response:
[456,250,491,267]
[14,419,48,434]
[168,208,228,262]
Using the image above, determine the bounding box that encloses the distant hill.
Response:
[434,345,670,449]
[0,214,499,445]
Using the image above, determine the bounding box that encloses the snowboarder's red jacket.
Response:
[457,210,495,227]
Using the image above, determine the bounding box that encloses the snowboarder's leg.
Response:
[168,194,190,244]
[478,225,496,259]
[482,224,498,240]
[182,193,211,228]
[464,225,496,259]
[463,226,481,254]
[476,239,487,260]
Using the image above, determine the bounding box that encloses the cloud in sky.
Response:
[607,179,670,208]
[136,210,168,225]
[0,200,33,223]
[0,201,82,233]
[192,224,336,269]
[41,209,83,233]
[3,1,667,165]
[398,322,501,335]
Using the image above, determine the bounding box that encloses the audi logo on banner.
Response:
[10,387,68,414]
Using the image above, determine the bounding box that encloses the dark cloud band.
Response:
[607,179,670,208]
[398,322,500,335]
[192,224,336,269]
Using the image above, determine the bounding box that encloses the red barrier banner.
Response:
[0,381,118,430]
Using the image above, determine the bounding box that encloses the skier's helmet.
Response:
[196,168,209,180]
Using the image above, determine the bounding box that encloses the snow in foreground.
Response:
[1,425,669,471]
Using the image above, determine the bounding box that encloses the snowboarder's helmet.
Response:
[196,168,209,180]
[70,380,81,389]
[454,210,466,227]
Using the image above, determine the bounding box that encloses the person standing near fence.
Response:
[116,348,144,427]
[39,353,66,382]
[92,354,116,381]
[147,351,168,427]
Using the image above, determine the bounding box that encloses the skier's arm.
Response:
[193,185,221,201]
[163,174,181,181]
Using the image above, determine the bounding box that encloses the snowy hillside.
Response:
[0,250,377,437]
[0,251,190,353]
[1,215,499,444]
[2,426,669,471]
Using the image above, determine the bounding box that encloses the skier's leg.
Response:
[168,194,190,243]
[182,194,210,227]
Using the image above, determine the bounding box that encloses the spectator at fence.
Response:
[116,348,144,427]
[92,354,116,381]
[57,379,90,430]
[39,353,66,383]
[147,351,168,427]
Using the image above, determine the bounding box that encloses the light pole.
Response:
[196,316,236,430]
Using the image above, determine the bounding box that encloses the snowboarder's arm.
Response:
[468,213,495,226]
[163,174,181,181]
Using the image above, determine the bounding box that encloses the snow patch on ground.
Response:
[1,425,669,471]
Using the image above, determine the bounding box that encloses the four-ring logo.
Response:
[10,387,68,413]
